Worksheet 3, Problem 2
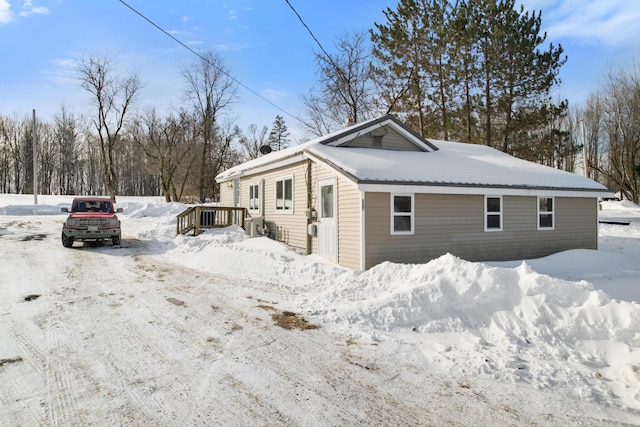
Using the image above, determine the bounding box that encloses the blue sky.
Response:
[1,0,640,141]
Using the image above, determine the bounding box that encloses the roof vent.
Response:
[370,126,387,148]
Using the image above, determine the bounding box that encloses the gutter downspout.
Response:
[306,159,313,255]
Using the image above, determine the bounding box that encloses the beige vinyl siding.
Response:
[364,193,598,269]
[237,161,310,253]
[336,177,361,269]
[219,182,233,206]
[342,126,423,151]
[311,162,361,269]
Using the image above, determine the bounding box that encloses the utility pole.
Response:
[33,109,38,205]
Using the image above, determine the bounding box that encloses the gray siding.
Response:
[342,126,423,151]
[364,193,598,269]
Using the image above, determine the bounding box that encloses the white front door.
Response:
[318,178,337,262]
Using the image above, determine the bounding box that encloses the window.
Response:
[249,183,259,211]
[485,196,502,231]
[538,197,554,230]
[391,194,414,234]
[275,176,293,212]
[320,184,334,218]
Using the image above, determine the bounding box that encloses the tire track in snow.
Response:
[45,301,86,426]
[57,246,182,425]
[0,233,53,427]
[127,254,307,424]
[56,248,217,424]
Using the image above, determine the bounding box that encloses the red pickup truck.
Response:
[61,197,122,247]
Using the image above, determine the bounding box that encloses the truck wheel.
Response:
[112,235,121,246]
[62,233,74,248]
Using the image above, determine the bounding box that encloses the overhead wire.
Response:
[117,0,304,125]
[284,0,353,109]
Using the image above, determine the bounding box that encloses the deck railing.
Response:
[176,206,247,236]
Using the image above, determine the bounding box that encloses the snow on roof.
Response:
[309,139,609,191]
[217,117,609,193]
[217,116,396,182]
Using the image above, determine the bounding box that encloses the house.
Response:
[216,115,612,270]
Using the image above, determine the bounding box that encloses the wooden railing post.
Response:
[194,206,200,236]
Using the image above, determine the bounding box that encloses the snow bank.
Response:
[310,254,640,405]
[139,199,640,410]
[2,194,640,412]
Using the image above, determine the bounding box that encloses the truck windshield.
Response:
[72,201,113,213]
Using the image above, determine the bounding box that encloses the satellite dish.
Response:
[259,145,272,155]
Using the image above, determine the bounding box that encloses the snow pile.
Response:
[2,194,640,413]
[313,255,640,405]
[128,198,640,410]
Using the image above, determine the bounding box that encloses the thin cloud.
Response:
[261,88,288,103]
[522,0,640,46]
[19,0,48,18]
[46,57,79,85]
[213,42,248,52]
[0,0,14,23]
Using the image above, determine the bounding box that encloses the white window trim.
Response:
[248,182,260,212]
[537,196,555,230]
[390,193,414,235]
[274,175,294,215]
[484,195,503,232]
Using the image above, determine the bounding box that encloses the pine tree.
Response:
[370,0,568,158]
[268,115,290,151]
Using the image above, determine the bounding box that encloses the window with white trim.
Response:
[391,194,414,234]
[538,197,554,230]
[485,196,502,231]
[248,183,259,211]
[275,176,293,213]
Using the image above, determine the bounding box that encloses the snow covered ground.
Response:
[1,194,639,426]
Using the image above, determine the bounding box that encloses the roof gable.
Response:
[216,114,437,181]
[320,115,438,152]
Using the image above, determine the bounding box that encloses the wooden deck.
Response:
[176,206,247,236]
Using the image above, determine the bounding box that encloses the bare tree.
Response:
[303,30,378,136]
[581,93,606,182]
[36,121,57,194]
[0,115,11,193]
[600,63,640,202]
[53,106,81,195]
[77,55,142,200]
[130,108,199,202]
[0,114,25,193]
[238,123,269,160]
[182,51,237,202]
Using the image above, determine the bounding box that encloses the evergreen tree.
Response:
[268,115,290,151]
[370,0,568,159]
[371,0,432,136]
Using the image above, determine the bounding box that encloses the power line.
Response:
[284,0,353,114]
[284,0,335,67]
[117,0,303,125]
